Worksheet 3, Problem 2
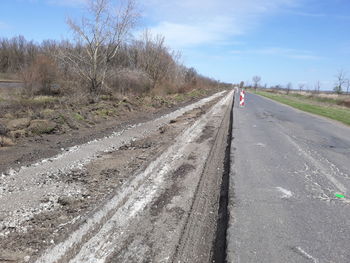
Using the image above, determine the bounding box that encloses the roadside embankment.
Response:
[0,87,227,173]
[0,90,233,263]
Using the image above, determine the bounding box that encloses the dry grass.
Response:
[256,91,350,126]
[265,89,350,108]
[0,136,15,147]
[0,73,21,82]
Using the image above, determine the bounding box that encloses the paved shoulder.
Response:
[227,93,350,263]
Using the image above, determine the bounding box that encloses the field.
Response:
[255,90,350,126]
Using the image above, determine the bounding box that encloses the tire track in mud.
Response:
[0,92,227,263]
[34,91,234,263]
[173,91,234,263]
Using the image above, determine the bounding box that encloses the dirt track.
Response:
[0,90,234,263]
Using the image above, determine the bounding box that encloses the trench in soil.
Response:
[212,92,234,263]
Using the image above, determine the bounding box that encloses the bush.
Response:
[109,69,152,95]
[21,55,59,96]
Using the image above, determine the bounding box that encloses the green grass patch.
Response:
[174,93,185,102]
[73,113,85,121]
[187,89,206,98]
[288,93,348,106]
[256,91,350,126]
[95,108,116,117]
[31,125,55,135]
[100,94,114,101]
[57,114,66,125]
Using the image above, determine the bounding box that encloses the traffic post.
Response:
[239,89,245,107]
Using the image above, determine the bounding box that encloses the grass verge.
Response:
[256,91,350,126]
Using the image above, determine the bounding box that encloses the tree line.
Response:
[247,71,350,95]
[0,0,219,98]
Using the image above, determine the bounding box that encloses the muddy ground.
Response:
[0,89,223,175]
[0,91,230,263]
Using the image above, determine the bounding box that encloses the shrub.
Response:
[21,55,59,96]
[109,69,152,95]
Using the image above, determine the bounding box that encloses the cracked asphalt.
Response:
[227,92,350,263]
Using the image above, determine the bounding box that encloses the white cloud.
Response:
[149,16,242,47]
[142,0,300,48]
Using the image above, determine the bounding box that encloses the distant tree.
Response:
[298,83,305,92]
[314,81,321,93]
[252,76,261,91]
[239,81,244,89]
[185,67,197,85]
[132,30,178,90]
[334,69,347,94]
[58,0,138,96]
[346,79,350,94]
[286,82,292,95]
[0,35,39,74]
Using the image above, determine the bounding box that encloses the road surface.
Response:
[227,93,350,262]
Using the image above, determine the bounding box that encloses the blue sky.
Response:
[1,0,350,90]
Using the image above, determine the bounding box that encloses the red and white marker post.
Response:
[239,89,245,107]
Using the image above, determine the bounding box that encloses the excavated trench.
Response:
[212,91,234,263]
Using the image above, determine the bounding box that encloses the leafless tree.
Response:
[298,83,305,92]
[0,36,39,74]
[334,69,347,94]
[185,67,197,85]
[131,30,179,90]
[346,79,350,94]
[314,81,321,93]
[252,76,261,91]
[286,82,292,95]
[58,0,138,95]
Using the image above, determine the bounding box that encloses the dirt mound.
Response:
[6,118,30,131]
[28,120,57,134]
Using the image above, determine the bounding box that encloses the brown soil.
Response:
[0,89,224,175]
[0,95,221,263]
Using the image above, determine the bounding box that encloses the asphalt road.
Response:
[227,92,350,263]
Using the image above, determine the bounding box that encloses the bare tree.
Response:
[314,81,321,94]
[252,76,261,91]
[298,83,305,92]
[334,69,347,94]
[58,0,138,96]
[346,79,350,94]
[185,67,197,85]
[131,30,179,90]
[286,82,292,95]
[0,35,39,74]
